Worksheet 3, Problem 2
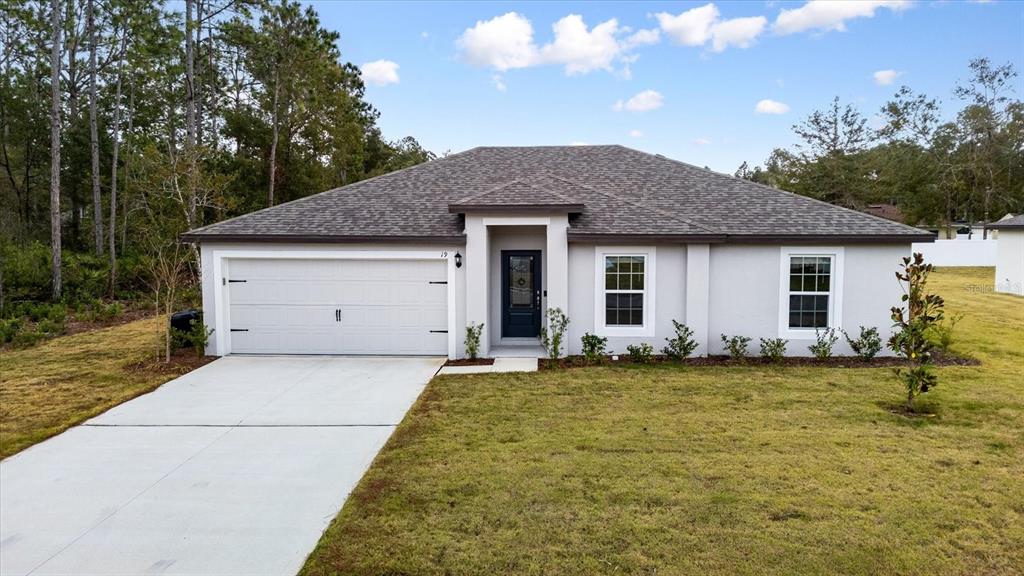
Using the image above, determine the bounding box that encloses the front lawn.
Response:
[0,316,210,459]
[302,267,1024,575]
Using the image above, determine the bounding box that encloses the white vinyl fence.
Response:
[912,239,997,266]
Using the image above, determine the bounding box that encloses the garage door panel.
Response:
[227,258,447,355]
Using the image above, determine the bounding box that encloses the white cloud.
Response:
[457,12,537,71]
[421,31,429,39]
[613,90,664,112]
[709,16,767,52]
[457,12,660,76]
[540,14,622,75]
[570,141,590,146]
[873,69,904,85]
[492,74,507,92]
[755,99,790,114]
[360,60,400,86]
[656,3,767,52]
[656,3,719,46]
[629,129,644,138]
[624,28,661,49]
[773,1,911,35]
[694,137,712,145]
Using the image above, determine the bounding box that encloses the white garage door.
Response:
[226,258,448,355]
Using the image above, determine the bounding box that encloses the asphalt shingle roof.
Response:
[988,214,1024,229]
[183,145,934,243]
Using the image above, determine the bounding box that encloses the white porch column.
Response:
[465,215,490,357]
[545,215,570,318]
[685,243,711,356]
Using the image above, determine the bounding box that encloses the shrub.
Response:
[11,330,45,348]
[539,307,570,361]
[37,318,66,336]
[171,318,213,355]
[889,253,945,411]
[843,326,882,360]
[759,337,788,362]
[927,313,962,354]
[808,328,839,359]
[465,322,484,360]
[0,318,22,343]
[720,334,751,359]
[581,332,607,362]
[663,320,698,359]
[626,342,654,363]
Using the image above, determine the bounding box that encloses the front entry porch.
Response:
[464,215,569,358]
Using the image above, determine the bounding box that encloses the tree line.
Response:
[1,0,434,304]
[736,58,1024,234]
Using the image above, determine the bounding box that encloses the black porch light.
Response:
[455,251,463,268]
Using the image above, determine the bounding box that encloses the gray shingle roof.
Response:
[182,145,934,243]
[450,178,584,212]
[987,214,1024,229]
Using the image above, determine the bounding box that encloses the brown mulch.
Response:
[540,352,979,370]
[444,358,496,367]
[126,349,217,376]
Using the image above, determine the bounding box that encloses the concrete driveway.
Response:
[0,355,443,576]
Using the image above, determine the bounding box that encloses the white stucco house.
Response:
[182,145,935,359]
[989,214,1024,296]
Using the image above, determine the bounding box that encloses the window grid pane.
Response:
[604,255,646,327]
[788,256,832,329]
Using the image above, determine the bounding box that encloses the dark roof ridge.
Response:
[452,175,580,205]
[539,171,722,235]
[611,144,930,237]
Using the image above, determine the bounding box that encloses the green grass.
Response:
[302,267,1024,576]
[0,316,207,459]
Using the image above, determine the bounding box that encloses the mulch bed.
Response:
[126,349,217,376]
[444,358,496,367]
[540,352,979,370]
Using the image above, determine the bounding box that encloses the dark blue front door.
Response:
[501,251,542,337]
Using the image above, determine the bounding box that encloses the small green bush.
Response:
[539,308,570,361]
[465,322,484,360]
[37,318,66,336]
[759,337,788,362]
[581,332,608,362]
[843,326,882,360]
[12,330,45,347]
[0,318,22,343]
[927,313,962,354]
[171,318,212,355]
[808,328,839,359]
[720,334,751,359]
[626,342,654,363]
[663,320,698,359]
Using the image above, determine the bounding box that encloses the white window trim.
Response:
[778,246,844,340]
[594,246,656,337]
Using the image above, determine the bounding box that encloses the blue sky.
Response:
[306,1,1022,173]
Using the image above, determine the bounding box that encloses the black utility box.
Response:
[170,309,202,333]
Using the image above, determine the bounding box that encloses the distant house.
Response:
[863,203,904,223]
[988,214,1024,296]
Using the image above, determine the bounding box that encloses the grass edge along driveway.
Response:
[301,267,1024,576]
[1,316,209,459]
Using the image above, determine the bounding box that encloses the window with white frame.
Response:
[595,247,656,337]
[604,255,646,326]
[787,255,833,329]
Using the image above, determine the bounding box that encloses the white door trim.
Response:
[211,249,457,358]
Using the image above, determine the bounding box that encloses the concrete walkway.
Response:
[0,355,443,576]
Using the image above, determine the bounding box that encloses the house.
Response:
[182,145,935,358]
[988,214,1024,296]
